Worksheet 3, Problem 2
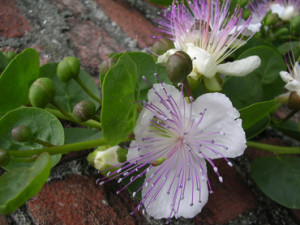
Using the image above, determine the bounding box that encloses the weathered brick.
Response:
[291,209,300,222]
[0,215,8,225]
[94,0,161,47]
[66,18,124,71]
[50,0,87,16]
[27,174,146,225]
[194,159,258,225]
[0,0,31,38]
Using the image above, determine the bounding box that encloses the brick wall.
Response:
[0,0,300,224]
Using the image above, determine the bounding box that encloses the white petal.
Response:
[156,49,177,64]
[271,3,285,18]
[192,93,247,159]
[280,71,294,83]
[142,157,208,219]
[293,62,300,81]
[185,43,217,78]
[127,141,140,160]
[216,56,261,77]
[285,80,300,93]
[281,5,296,21]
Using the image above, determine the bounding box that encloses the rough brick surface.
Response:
[27,175,146,225]
[50,0,87,15]
[0,215,8,225]
[0,0,31,38]
[66,18,124,70]
[95,0,160,47]
[194,159,258,225]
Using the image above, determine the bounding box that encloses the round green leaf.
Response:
[64,127,103,144]
[0,107,64,170]
[0,152,51,214]
[0,49,39,116]
[251,156,300,209]
[272,121,300,141]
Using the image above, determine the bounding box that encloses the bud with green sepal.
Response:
[11,125,33,142]
[57,56,80,82]
[242,9,252,20]
[166,51,193,84]
[3,51,17,62]
[151,157,167,166]
[288,91,300,110]
[152,38,175,56]
[99,57,117,86]
[238,0,249,8]
[87,145,127,174]
[29,77,56,108]
[72,99,96,122]
[265,13,279,26]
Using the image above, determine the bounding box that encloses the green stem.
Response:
[32,137,55,147]
[51,100,74,121]
[75,77,102,104]
[183,79,193,100]
[45,108,102,129]
[247,141,300,154]
[6,138,107,158]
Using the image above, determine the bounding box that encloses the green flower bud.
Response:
[288,91,300,110]
[265,13,279,26]
[242,9,252,20]
[290,15,300,36]
[11,125,33,142]
[29,77,56,108]
[152,38,175,56]
[166,51,193,83]
[3,51,17,62]
[99,57,117,86]
[87,145,125,172]
[0,150,9,166]
[273,27,289,38]
[72,99,96,122]
[57,56,80,82]
[238,0,249,8]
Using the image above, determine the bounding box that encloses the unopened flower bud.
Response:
[0,150,9,166]
[3,51,17,62]
[242,9,252,20]
[290,15,300,36]
[265,13,279,26]
[288,91,300,110]
[152,38,175,56]
[29,77,56,108]
[87,145,126,172]
[273,27,289,38]
[166,51,193,83]
[11,125,33,142]
[72,100,96,122]
[99,57,117,85]
[57,56,80,82]
[238,0,249,7]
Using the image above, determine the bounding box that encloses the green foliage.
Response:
[0,107,63,170]
[0,49,39,116]
[272,121,300,141]
[0,152,52,214]
[101,54,139,146]
[251,156,300,209]
[222,46,286,109]
[64,128,103,144]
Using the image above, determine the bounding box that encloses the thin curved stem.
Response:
[74,77,102,104]
[5,138,107,158]
[247,141,300,155]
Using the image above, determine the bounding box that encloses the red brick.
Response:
[50,0,87,16]
[291,209,300,222]
[0,215,8,225]
[27,175,146,225]
[194,159,258,225]
[0,0,30,38]
[94,0,161,47]
[66,19,124,70]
